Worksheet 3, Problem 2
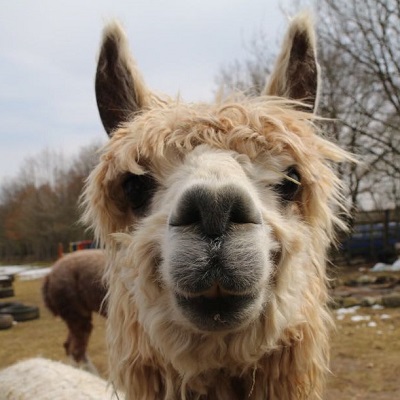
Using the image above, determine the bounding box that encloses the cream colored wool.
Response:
[0,358,122,400]
[81,13,354,400]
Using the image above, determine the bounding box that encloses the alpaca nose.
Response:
[169,185,261,237]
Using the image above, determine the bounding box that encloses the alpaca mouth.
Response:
[175,285,256,331]
[176,283,250,299]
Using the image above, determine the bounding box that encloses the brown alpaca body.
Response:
[42,249,107,367]
[82,14,353,399]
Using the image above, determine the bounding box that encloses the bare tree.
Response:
[0,142,101,261]
[317,0,400,212]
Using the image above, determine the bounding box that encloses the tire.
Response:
[0,275,13,287]
[0,287,14,298]
[0,303,39,322]
[0,314,13,330]
[0,302,22,310]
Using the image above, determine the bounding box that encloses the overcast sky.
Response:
[0,0,298,184]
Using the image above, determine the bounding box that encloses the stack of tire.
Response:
[0,274,40,330]
[0,275,14,299]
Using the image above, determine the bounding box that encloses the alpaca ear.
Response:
[95,21,150,136]
[264,14,319,112]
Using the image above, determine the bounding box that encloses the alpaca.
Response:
[42,249,107,372]
[82,14,352,400]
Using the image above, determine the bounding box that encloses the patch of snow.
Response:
[367,321,377,327]
[371,304,384,310]
[380,314,391,320]
[371,262,391,272]
[371,258,400,272]
[392,258,400,271]
[0,265,31,276]
[17,267,51,281]
[336,306,360,315]
[0,265,51,281]
[350,315,371,322]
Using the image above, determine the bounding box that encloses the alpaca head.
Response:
[83,14,350,399]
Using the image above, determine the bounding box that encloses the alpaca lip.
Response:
[175,291,256,331]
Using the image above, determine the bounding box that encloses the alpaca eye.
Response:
[275,167,301,202]
[122,173,156,211]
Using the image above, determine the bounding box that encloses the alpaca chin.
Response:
[174,290,260,332]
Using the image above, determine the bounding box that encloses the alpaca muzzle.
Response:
[166,184,270,331]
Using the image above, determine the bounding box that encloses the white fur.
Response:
[0,358,123,400]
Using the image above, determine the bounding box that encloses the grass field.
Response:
[0,278,108,377]
[1,277,400,399]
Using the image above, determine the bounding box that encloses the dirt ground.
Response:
[327,306,400,399]
[1,276,400,399]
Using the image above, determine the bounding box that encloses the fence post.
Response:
[384,209,390,251]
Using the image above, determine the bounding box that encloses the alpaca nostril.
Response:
[169,185,261,237]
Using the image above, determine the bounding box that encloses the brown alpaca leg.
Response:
[64,317,96,372]
[63,332,72,357]
[66,317,99,374]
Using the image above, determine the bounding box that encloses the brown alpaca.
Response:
[42,249,107,372]
[82,14,352,399]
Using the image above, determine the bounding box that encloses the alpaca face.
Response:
[115,142,301,332]
[107,140,304,333]
[95,135,311,335]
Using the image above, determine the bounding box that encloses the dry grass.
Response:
[0,278,108,377]
[327,306,400,399]
[1,277,400,398]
